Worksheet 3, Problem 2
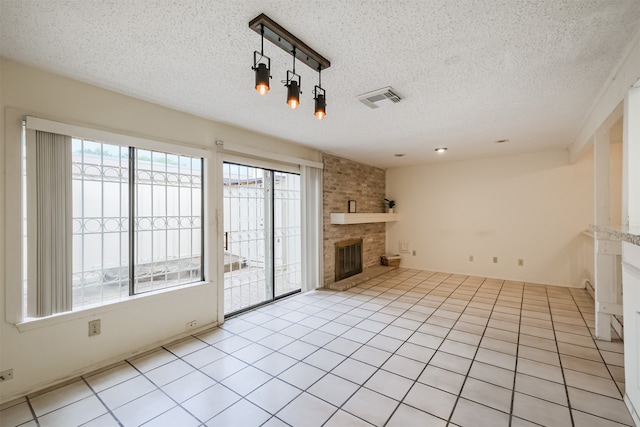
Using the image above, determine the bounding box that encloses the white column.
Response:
[214,147,225,326]
[621,82,640,426]
[594,128,614,341]
[623,82,640,227]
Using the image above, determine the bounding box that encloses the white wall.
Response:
[386,149,597,286]
[610,142,623,226]
[0,58,319,403]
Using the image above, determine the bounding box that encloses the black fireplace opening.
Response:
[335,239,363,281]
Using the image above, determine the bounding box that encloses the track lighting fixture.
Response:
[314,66,326,120]
[252,24,271,95]
[285,48,301,110]
[249,13,331,118]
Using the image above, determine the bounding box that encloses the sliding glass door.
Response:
[223,162,301,315]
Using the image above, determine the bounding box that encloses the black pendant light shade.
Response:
[285,53,301,110]
[287,79,300,109]
[314,92,326,120]
[314,66,326,120]
[255,62,270,95]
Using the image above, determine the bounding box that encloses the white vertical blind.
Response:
[36,131,72,316]
[301,165,323,291]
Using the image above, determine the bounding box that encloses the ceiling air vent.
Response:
[357,86,402,109]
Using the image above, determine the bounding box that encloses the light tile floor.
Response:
[1,269,634,427]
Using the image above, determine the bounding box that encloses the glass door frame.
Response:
[222,160,301,317]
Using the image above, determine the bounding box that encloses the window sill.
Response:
[16,280,211,332]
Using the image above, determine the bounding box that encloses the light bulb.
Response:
[256,83,269,95]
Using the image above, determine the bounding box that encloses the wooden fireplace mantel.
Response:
[330,213,398,225]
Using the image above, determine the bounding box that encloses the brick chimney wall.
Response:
[322,153,386,287]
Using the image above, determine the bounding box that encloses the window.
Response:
[131,149,203,295]
[23,125,204,317]
[72,139,130,308]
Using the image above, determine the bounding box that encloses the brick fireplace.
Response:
[322,153,386,287]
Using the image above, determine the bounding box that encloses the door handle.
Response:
[224,231,229,251]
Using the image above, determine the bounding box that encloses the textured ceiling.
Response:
[1,0,638,168]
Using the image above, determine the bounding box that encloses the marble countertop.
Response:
[591,225,640,246]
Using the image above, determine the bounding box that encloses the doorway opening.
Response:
[223,162,301,316]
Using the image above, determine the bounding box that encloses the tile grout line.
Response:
[287,274,412,427]
[24,395,41,427]
[25,375,123,427]
[544,286,576,427]
[122,355,217,426]
[372,272,474,426]
[203,269,435,426]
[308,269,453,426]
[327,269,447,426]
[567,288,626,398]
[443,277,508,427]
[351,273,508,426]
[284,270,414,425]
[206,289,352,423]
[512,302,626,396]
[509,282,524,427]
[79,376,123,427]
[564,288,634,426]
[507,281,525,427]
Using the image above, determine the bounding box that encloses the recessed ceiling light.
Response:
[494,139,509,143]
[394,153,405,157]
[434,147,448,153]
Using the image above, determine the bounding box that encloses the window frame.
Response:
[6,115,214,325]
[67,140,205,310]
[221,161,303,316]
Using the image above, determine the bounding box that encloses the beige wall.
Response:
[0,58,319,403]
[386,149,600,287]
[322,154,386,286]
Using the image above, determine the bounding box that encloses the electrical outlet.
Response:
[469,255,474,262]
[493,257,498,263]
[0,369,14,381]
[518,259,524,266]
[185,320,197,330]
[88,319,101,337]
